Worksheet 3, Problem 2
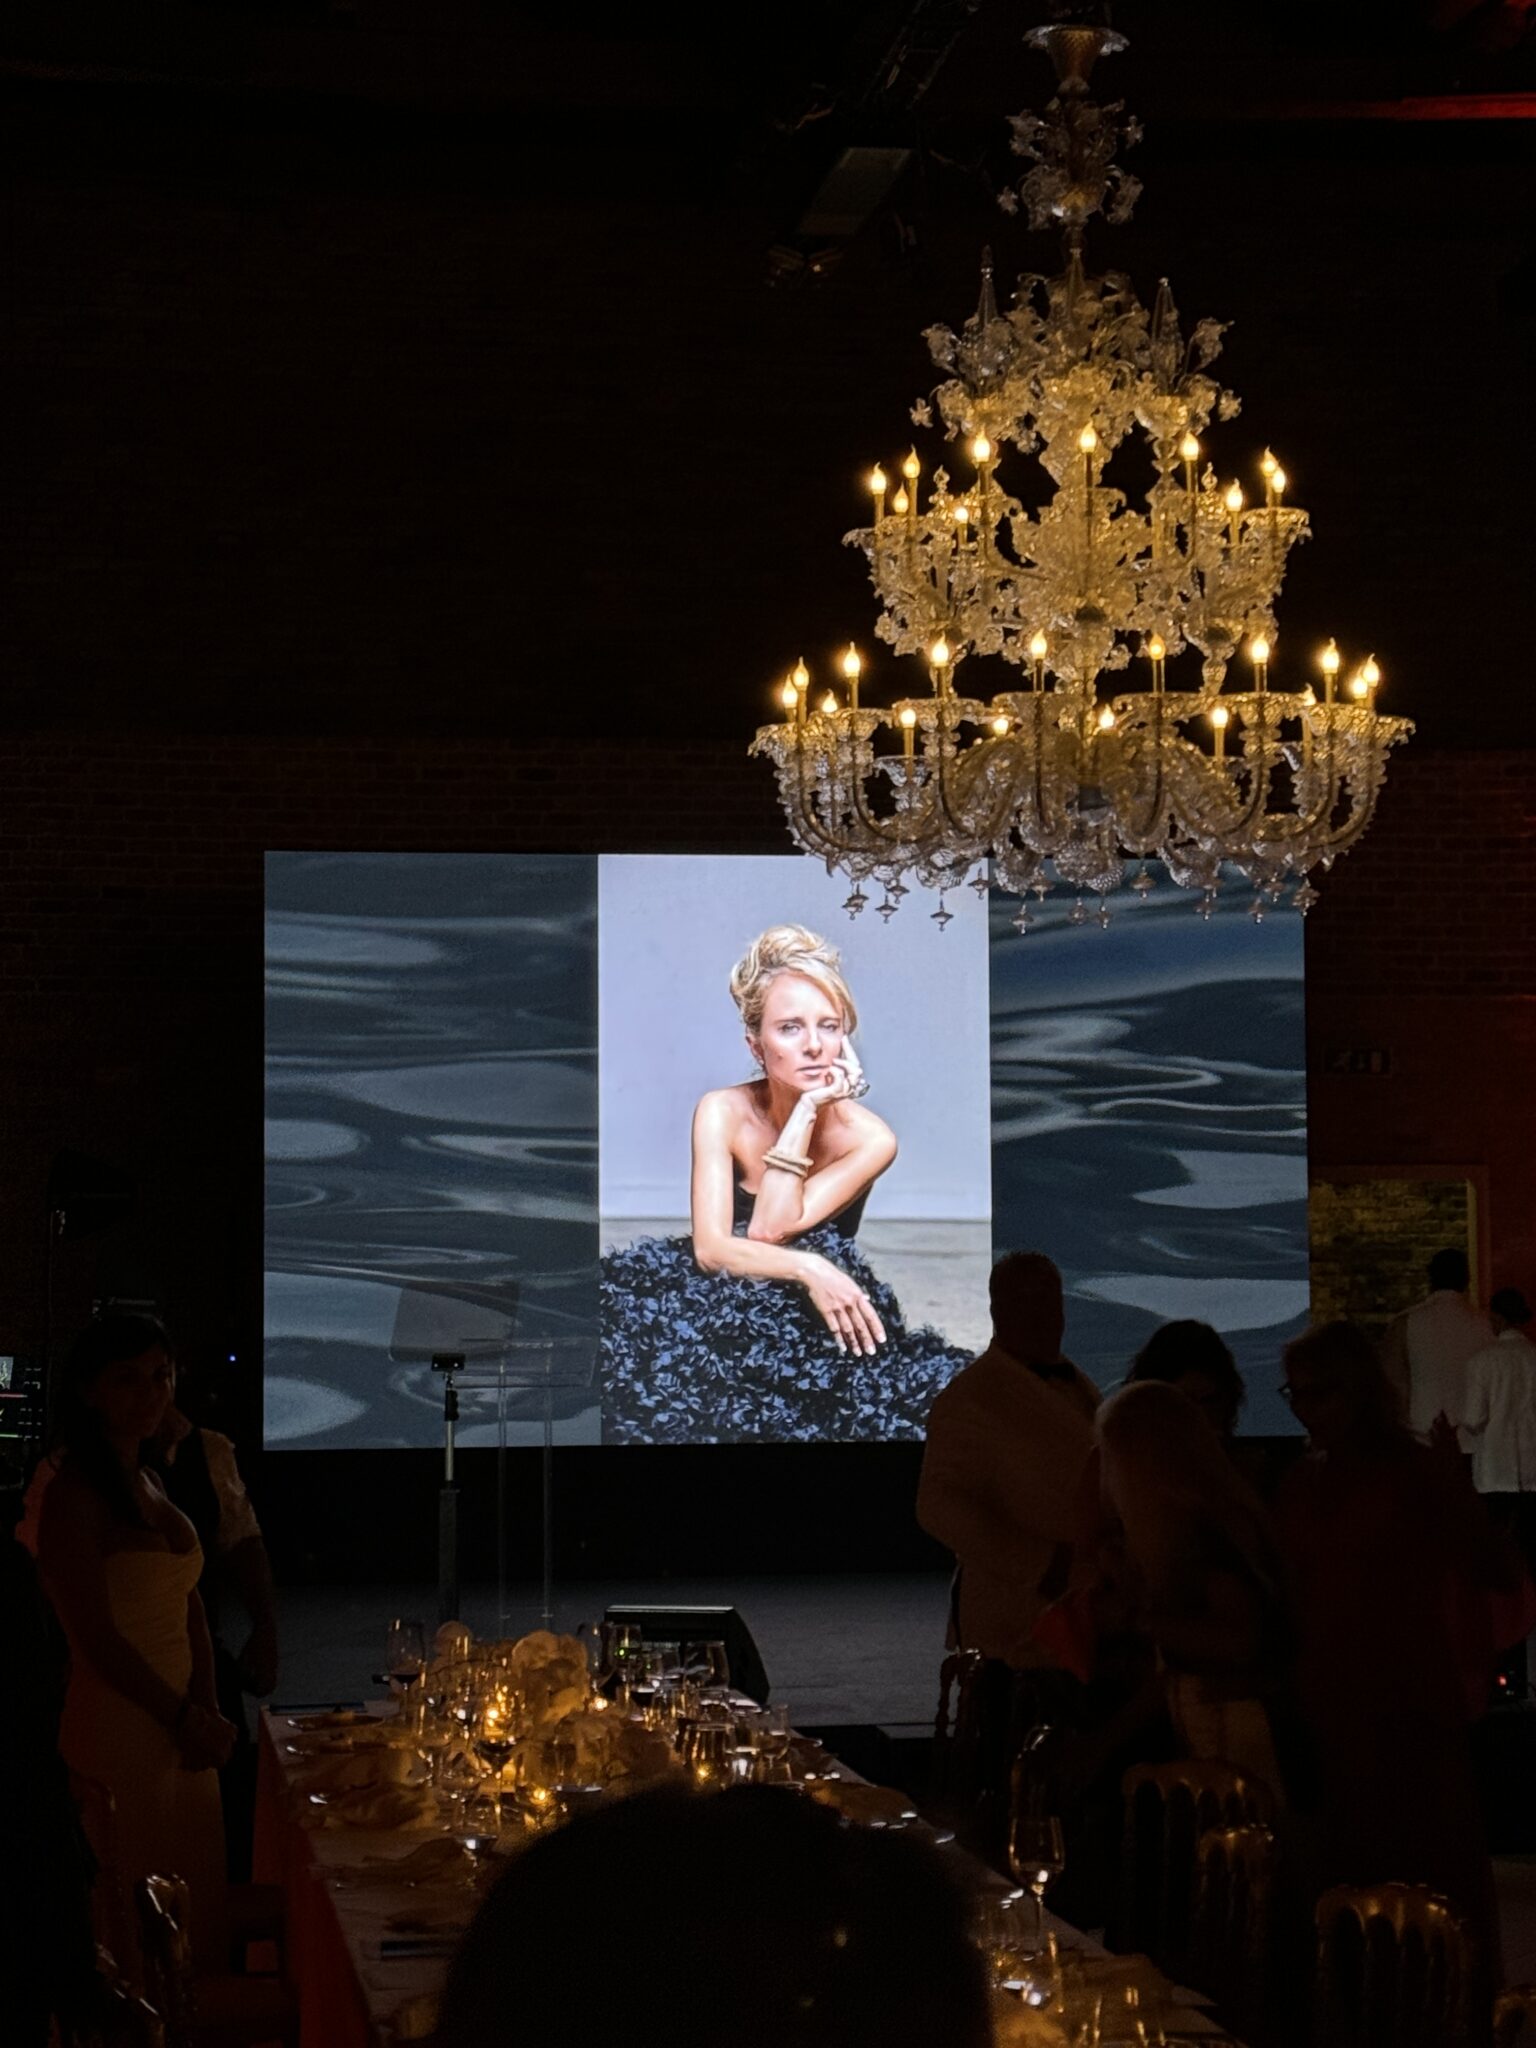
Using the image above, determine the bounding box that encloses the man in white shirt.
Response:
[1461,1288,1536,1501]
[1381,1247,1493,1437]
[1460,1288,1536,1693]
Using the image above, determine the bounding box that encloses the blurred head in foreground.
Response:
[434,1783,991,2048]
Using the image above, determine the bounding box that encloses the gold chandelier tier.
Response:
[751,24,1411,928]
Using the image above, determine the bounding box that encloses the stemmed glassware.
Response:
[385,1618,428,1723]
[1008,1811,1066,1955]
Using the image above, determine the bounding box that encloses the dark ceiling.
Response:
[5,1,1535,751]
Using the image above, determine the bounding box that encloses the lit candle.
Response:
[1180,431,1200,549]
[780,677,797,722]
[991,714,1009,736]
[1029,629,1048,693]
[1249,633,1270,693]
[1147,632,1166,693]
[869,464,887,524]
[819,690,838,717]
[1211,703,1229,761]
[1096,704,1116,732]
[1263,455,1285,573]
[899,705,917,762]
[793,657,809,723]
[891,486,909,517]
[953,502,971,548]
[901,449,920,532]
[1224,482,1244,551]
[1319,638,1341,705]
[929,634,951,693]
[841,643,861,714]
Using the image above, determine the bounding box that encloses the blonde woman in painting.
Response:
[601,924,969,1442]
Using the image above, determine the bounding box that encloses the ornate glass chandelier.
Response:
[752,24,1411,930]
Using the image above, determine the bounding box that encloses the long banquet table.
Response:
[254,1702,1237,2048]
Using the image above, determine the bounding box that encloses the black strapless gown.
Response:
[599,1174,971,1444]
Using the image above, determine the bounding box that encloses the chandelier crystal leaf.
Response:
[752,24,1412,927]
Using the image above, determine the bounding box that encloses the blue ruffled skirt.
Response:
[599,1221,971,1444]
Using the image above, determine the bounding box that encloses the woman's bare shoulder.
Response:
[693,1084,755,1133]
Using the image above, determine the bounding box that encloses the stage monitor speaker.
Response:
[605,1604,770,1705]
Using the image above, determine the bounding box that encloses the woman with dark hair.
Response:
[1275,1320,1515,1956]
[1127,1320,1245,1439]
[34,1313,235,1966]
[435,1784,992,2048]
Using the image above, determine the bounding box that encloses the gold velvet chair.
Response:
[1493,1984,1536,2048]
[1312,1881,1476,2048]
[134,1875,298,2048]
[1115,1758,1277,1984]
[930,1648,989,1841]
[1188,1822,1277,2045]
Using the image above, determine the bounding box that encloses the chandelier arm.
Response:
[786,730,893,869]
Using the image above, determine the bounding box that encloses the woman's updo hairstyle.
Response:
[729,925,858,1040]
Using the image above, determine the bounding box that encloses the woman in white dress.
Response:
[36,1314,237,1969]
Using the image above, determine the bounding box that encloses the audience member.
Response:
[917,1251,1098,1673]
[1461,1287,1536,1693]
[1096,1381,1289,1796]
[33,1314,235,1967]
[1460,1287,1536,1526]
[1274,1321,1514,1951]
[1381,1246,1492,1437]
[1126,1320,1244,1439]
[19,1330,277,1880]
[149,1379,278,1877]
[434,1784,991,2048]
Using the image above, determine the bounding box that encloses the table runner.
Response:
[255,1706,1237,2047]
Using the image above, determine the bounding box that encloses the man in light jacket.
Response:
[917,1251,1099,1670]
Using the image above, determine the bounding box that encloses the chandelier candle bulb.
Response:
[842,643,862,712]
[1147,633,1167,692]
[869,465,887,522]
[793,658,810,723]
[779,678,797,719]
[1320,638,1341,704]
[1097,704,1116,731]
[899,705,917,762]
[1224,482,1244,549]
[1211,702,1230,760]
[820,690,838,716]
[1249,634,1270,692]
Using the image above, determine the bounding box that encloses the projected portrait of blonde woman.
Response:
[598,860,993,1443]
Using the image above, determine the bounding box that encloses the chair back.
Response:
[1313,1882,1475,2048]
[1495,1986,1536,2048]
[1189,1823,1276,2044]
[70,1769,140,1987]
[1116,1758,1276,1981]
[930,1649,988,1836]
[134,1874,196,2048]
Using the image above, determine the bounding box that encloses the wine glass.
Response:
[1008,1812,1065,1954]
[452,1787,502,1863]
[682,1639,731,1694]
[385,1618,428,1720]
